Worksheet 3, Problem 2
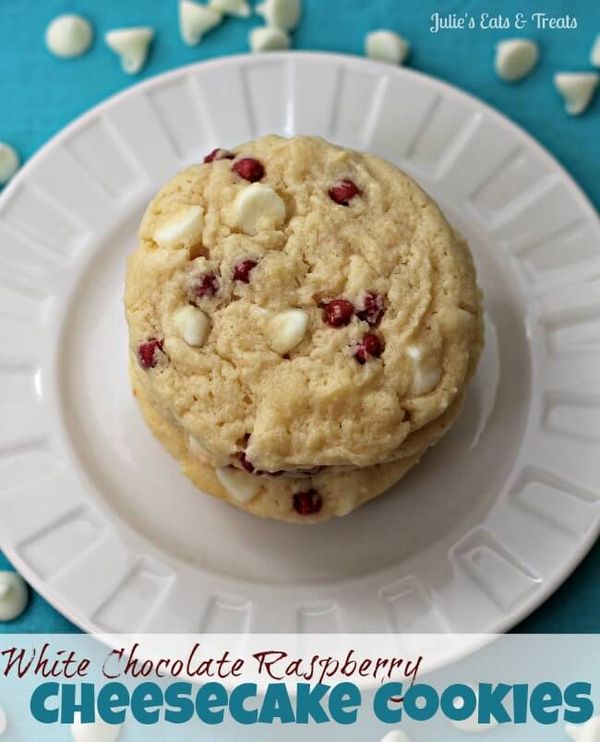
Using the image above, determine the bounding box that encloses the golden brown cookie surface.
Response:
[125,135,482,479]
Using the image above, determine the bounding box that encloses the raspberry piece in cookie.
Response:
[293,489,323,515]
[137,338,164,369]
[233,259,258,283]
[232,157,265,182]
[322,299,354,327]
[354,333,384,364]
[328,179,361,205]
[189,271,220,299]
[357,292,385,326]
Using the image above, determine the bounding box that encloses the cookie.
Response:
[131,363,465,522]
[125,135,483,520]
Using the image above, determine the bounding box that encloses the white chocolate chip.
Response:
[380,732,411,742]
[45,14,94,59]
[174,306,210,347]
[591,34,600,68]
[554,72,599,115]
[495,39,539,82]
[249,26,290,53]
[0,705,7,736]
[216,467,261,503]
[406,345,441,396]
[365,30,410,65]
[179,0,223,46]
[0,143,20,186]
[268,309,309,355]
[235,183,286,234]
[256,0,301,31]
[210,0,251,17]
[71,713,121,742]
[154,205,204,248]
[105,27,154,74]
[566,716,600,742]
[0,571,29,621]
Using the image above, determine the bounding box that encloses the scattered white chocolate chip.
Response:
[554,72,599,115]
[216,467,261,503]
[365,30,410,65]
[406,345,441,396]
[591,34,600,68]
[249,26,290,52]
[256,0,301,31]
[45,14,94,59]
[495,39,539,82]
[380,732,410,742]
[174,306,210,347]
[0,143,20,186]
[566,716,600,742]
[268,309,309,355]
[235,183,286,234]
[105,27,154,74]
[71,713,121,742]
[210,0,251,17]
[154,205,204,248]
[179,0,223,46]
[0,571,29,621]
[0,705,7,736]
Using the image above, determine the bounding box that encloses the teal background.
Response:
[0,0,598,633]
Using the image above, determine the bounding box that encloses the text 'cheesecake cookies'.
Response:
[125,135,483,523]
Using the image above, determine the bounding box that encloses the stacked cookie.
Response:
[125,136,483,523]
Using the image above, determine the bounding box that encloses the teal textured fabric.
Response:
[0,0,598,633]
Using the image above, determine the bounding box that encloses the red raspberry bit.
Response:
[354,333,384,365]
[204,148,235,163]
[190,272,219,298]
[328,179,361,206]
[232,157,265,183]
[237,452,255,474]
[322,299,354,328]
[138,338,164,370]
[357,292,385,326]
[233,259,258,283]
[293,489,323,515]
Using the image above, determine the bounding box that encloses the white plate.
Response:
[1,52,599,640]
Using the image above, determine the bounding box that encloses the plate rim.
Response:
[1,50,599,637]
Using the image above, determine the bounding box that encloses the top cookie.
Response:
[125,135,482,472]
